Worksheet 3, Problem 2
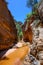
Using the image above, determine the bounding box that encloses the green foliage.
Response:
[26,11,37,18]
[16,23,23,40]
[26,13,32,18]
[27,0,38,7]
[25,10,38,24]
[27,0,38,11]
[32,11,37,15]
[34,3,38,8]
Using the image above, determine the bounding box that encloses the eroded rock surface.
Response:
[0,0,18,50]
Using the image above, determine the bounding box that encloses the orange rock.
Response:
[22,25,33,43]
[0,46,29,65]
[0,0,18,50]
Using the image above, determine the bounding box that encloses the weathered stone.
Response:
[38,0,43,18]
[37,51,43,60]
[40,60,43,65]
[22,22,33,43]
[29,17,43,65]
[0,0,18,50]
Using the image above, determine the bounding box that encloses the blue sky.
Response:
[6,0,32,23]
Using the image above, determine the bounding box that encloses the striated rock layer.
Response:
[0,0,18,50]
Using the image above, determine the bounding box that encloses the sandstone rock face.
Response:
[38,0,43,17]
[22,21,33,43]
[23,1,43,64]
[30,26,43,65]
[22,14,43,65]
[23,26,43,65]
[23,50,40,65]
[23,28,33,43]
[22,13,40,44]
[0,0,17,50]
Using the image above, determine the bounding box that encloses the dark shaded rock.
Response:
[22,20,33,43]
